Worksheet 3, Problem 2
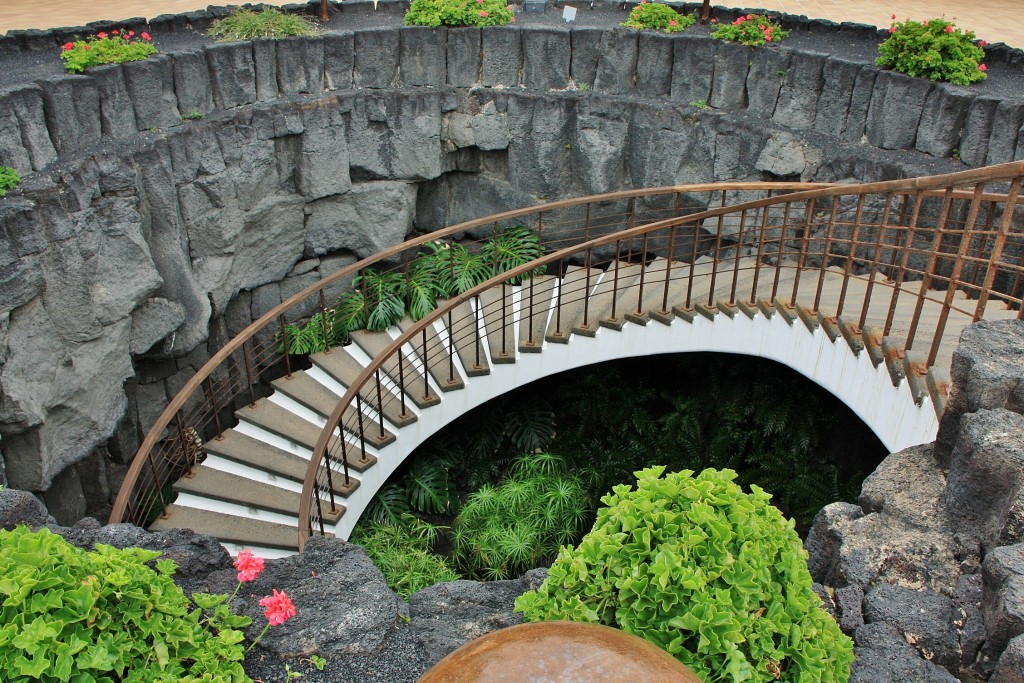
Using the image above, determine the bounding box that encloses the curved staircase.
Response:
[112,164,1024,557]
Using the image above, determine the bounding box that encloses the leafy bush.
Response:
[405,0,515,28]
[622,1,695,33]
[363,455,456,525]
[0,166,20,197]
[60,29,156,74]
[452,453,590,580]
[515,468,854,683]
[711,14,788,46]
[350,515,460,599]
[877,17,987,85]
[209,8,318,40]
[0,526,251,682]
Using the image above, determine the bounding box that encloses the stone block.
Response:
[304,181,416,257]
[745,48,789,117]
[864,583,960,672]
[992,634,1024,683]
[253,39,279,102]
[850,623,959,683]
[569,27,603,88]
[89,63,138,139]
[481,26,521,88]
[773,52,826,129]
[865,71,933,150]
[812,57,862,138]
[276,36,325,95]
[130,297,186,355]
[122,55,181,130]
[205,42,257,109]
[916,86,972,158]
[709,41,751,110]
[593,29,638,95]
[987,102,1024,165]
[171,49,214,118]
[523,27,570,92]
[38,75,102,155]
[446,28,481,87]
[983,544,1024,661]
[400,26,446,87]
[841,66,877,143]
[323,31,354,90]
[298,103,351,199]
[354,28,399,88]
[635,33,672,98]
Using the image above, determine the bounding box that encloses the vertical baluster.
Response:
[242,339,257,406]
[813,199,841,313]
[706,190,727,307]
[528,265,536,345]
[278,315,292,378]
[728,210,747,305]
[636,232,649,315]
[338,431,351,487]
[975,178,1021,321]
[859,193,894,331]
[836,194,866,319]
[884,192,924,336]
[554,259,565,335]
[146,449,167,520]
[906,188,955,351]
[319,289,332,353]
[582,204,593,327]
[204,378,223,440]
[397,346,408,418]
[610,242,622,321]
[375,369,386,439]
[771,202,792,303]
[662,225,677,315]
[447,309,455,385]
[789,198,817,307]
[422,328,431,400]
[355,394,370,465]
[749,191,773,305]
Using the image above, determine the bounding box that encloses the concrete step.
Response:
[203,430,359,497]
[412,298,489,378]
[173,466,344,524]
[478,284,517,363]
[237,398,377,473]
[395,310,470,388]
[546,265,602,343]
[312,348,420,428]
[352,327,460,398]
[271,372,395,450]
[150,505,320,552]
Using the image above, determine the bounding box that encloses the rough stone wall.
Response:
[0,19,1018,521]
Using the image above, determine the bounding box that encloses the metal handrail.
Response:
[109,181,831,526]
[297,161,1024,549]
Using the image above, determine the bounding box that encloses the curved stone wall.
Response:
[0,6,1020,518]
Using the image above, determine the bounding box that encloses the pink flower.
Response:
[980,39,988,46]
[234,549,265,582]
[112,29,119,35]
[765,35,772,42]
[96,32,107,39]
[710,18,717,23]
[141,31,152,41]
[979,63,987,72]
[479,10,488,16]
[922,20,928,26]
[82,45,90,50]
[259,589,297,626]
[945,25,954,32]
[127,30,135,37]
[669,19,677,26]
[62,42,74,51]
[888,26,896,33]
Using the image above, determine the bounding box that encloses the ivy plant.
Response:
[515,467,854,683]
[0,526,251,682]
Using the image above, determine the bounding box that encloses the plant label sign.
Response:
[562,5,577,22]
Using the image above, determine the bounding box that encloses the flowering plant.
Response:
[404,0,515,27]
[228,550,298,654]
[622,1,695,33]
[877,17,987,85]
[711,13,788,46]
[60,28,156,73]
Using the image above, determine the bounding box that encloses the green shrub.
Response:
[876,17,987,85]
[622,2,695,33]
[0,526,251,682]
[60,29,156,74]
[405,0,515,28]
[453,453,590,581]
[209,8,318,41]
[0,166,20,197]
[515,467,853,683]
[711,14,788,46]
[350,515,461,600]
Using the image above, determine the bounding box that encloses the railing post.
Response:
[422,329,431,400]
[355,394,370,465]
[685,208,702,309]
[278,314,292,378]
[242,339,257,406]
[859,194,894,331]
[146,449,167,520]
[554,260,565,335]
[636,232,649,315]
[313,483,326,536]
[582,204,593,326]
[447,309,456,384]
[203,378,223,440]
[750,190,772,304]
[814,199,841,313]
[610,242,622,321]
[375,369,386,439]
[974,177,1022,321]
[397,347,408,418]
[884,191,924,337]
[662,225,677,315]
[729,210,747,305]
[528,268,536,345]
[906,188,955,351]
[835,194,866,320]
[319,289,331,353]
[771,203,792,303]
[789,198,817,307]
[707,190,727,307]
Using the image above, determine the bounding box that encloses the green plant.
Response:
[404,0,515,28]
[480,225,544,284]
[184,112,204,121]
[358,268,407,331]
[0,526,251,682]
[578,83,591,92]
[711,14,789,46]
[622,1,695,33]
[208,8,318,40]
[689,99,709,109]
[350,515,460,599]
[877,17,987,85]
[0,166,21,197]
[452,453,590,580]
[60,29,156,74]
[515,468,854,683]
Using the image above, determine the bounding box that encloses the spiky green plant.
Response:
[350,515,460,600]
[208,8,318,40]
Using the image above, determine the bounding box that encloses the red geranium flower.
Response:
[62,42,74,51]
[259,589,297,626]
[234,549,265,582]
[141,31,152,41]
[479,10,488,16]
[944,25,954,33]
[979,63,988,72]
[112,29,119,35]
[96,32,107,39]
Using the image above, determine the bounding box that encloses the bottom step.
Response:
[150,505,329,551]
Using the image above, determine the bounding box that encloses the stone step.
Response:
[415,298,490,378]
[150,506,320,552]
[396,310,470,388]
[352,328,458,399]
[597,261,648,331]
[519,274,557,352]
[271,372,395,450]
[478,284,517,364]
[203,430,359,497]
[173,466,344,524]
[312,348,420,428]
[566,261,642,336]
[237,398,377,473]
[546,265,602,343]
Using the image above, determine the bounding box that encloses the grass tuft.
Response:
[208,8,318,41]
